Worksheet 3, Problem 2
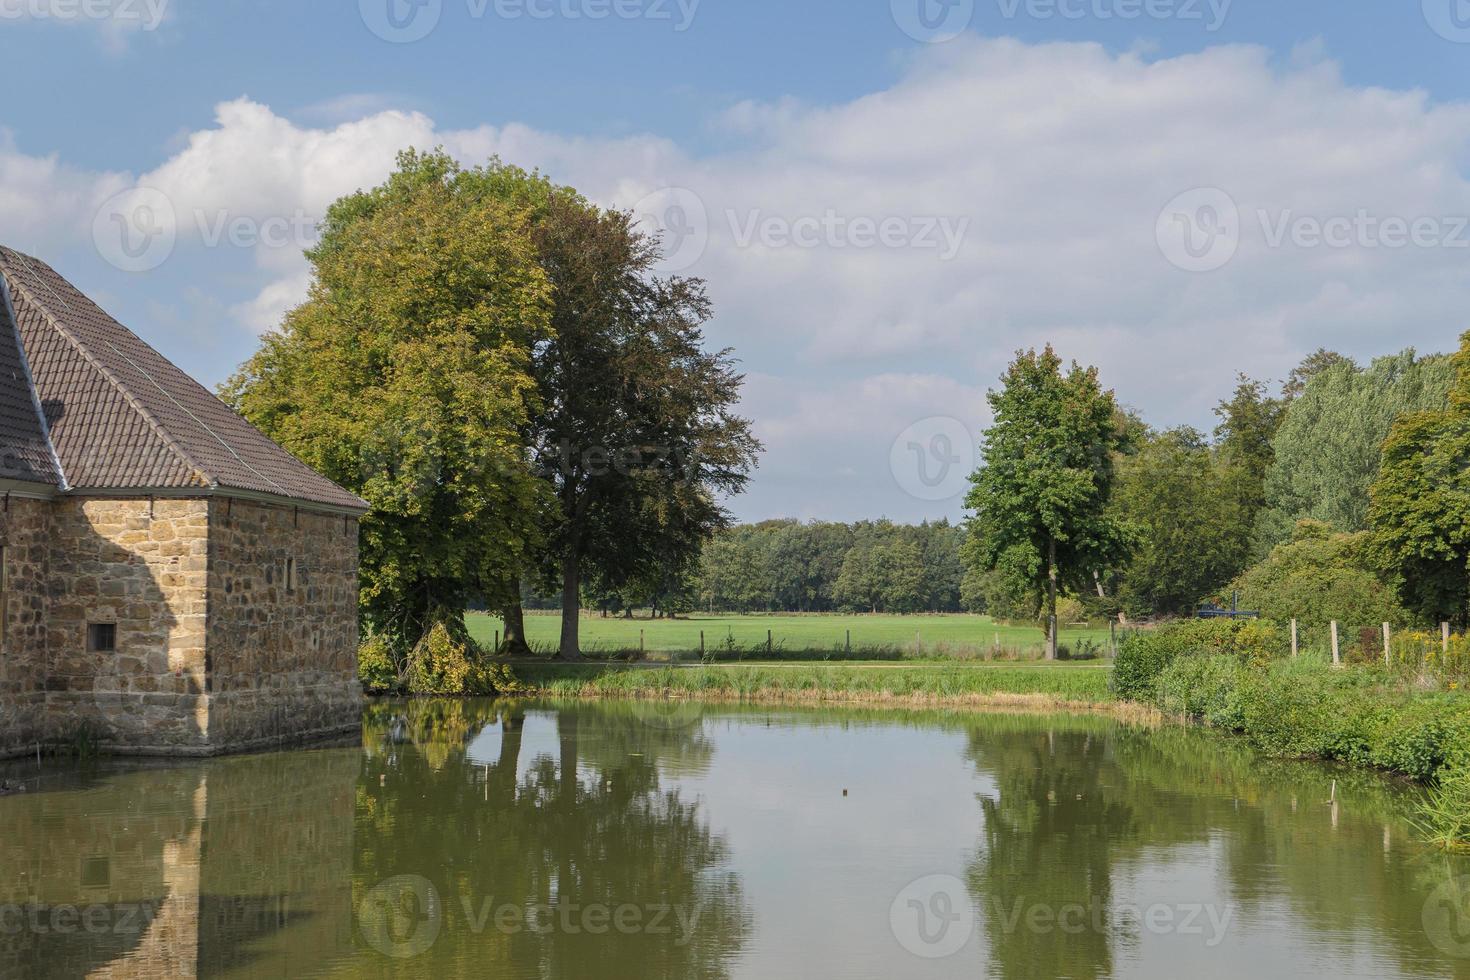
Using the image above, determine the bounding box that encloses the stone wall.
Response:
[0,494,361,758]
[0,496,52,752]
[205,499,361,750]
[45,498,211,752]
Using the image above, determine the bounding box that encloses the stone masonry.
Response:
[0,495,361,757]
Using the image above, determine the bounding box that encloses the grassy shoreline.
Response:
[512,661,1128,715]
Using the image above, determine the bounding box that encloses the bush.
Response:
[358,636,400,694]
[406,623,472,695]
[1154,653,1244,728]
[465,660,524,696]
[1113,618,1283,701]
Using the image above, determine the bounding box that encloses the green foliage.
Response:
[1110,427,1250,616]
[406,623,473,695]
[1258,349,1453,550]
[1368,332,1470,626]
[1229,520,1407,636]
[465,660,524,696]
[1113,619,1283,701]
[693,519,965,615]
[1418,767,1470,852]
[1153,653,1244,728]
[223,150,552,651]
[966,346,1130,654]
[1213,374,1285,537]
[357,636,400,694]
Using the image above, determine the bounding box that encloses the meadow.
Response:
[466,611,1113,660]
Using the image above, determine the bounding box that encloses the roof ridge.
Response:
[0,270,65,489]
[0,249,214,490]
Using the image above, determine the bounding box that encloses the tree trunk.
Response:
[1046,535,1059,661]
[558,553,582,660]
[501,597,532,657]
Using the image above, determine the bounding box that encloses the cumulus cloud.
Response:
[6,35,1470,520]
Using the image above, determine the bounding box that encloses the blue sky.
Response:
[4,0,1470,522]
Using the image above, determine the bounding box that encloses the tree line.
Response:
[225,150,760,661]
[964,338,1469,657]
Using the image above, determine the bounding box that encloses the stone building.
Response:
[0,247,368,757]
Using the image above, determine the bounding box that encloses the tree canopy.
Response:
[223,150,552,650]
[965,347,1130,657]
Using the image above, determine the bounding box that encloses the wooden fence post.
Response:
[1290,618,1298,658]
[767,629,772,654]
[640,629,645,654]
[1330,621,1340,666]
[1443,622,1451,653]
[700,631,705,657]
[1382,623,1391,666]
[845,629,851,654]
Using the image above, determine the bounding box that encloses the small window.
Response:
[286,558,299,593]
[88,623,117,653]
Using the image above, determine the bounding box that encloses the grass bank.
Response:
[468,611,1112,660]
[1112,619,1470,851]
[513,661,1127,715]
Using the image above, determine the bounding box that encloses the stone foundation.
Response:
[0,494,361,757]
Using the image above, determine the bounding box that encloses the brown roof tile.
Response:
[0,247,367,513]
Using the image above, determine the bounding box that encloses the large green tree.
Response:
[1109,427,1248,616]
[1368,332,1470,627]
[1257,350,1453,551]
[965,347,1131,658]
[223,150,551,652]
[524,191,760,658]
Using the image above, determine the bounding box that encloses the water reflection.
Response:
[0,701,1465,979]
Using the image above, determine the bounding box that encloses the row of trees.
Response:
[225,150,760,659]
[964,337,1470,656]
[690,520,966,615]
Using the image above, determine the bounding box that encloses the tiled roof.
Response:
[0,247,368,513]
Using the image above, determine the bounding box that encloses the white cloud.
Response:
[6,36,1470,520]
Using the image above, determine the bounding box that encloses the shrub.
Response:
[1113,618,1283,701]
[406,623,472,695]
[465,660,524,696]
[1154,654,1244,728]
[358,636,400,694]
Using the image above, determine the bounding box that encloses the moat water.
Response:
[2,699,1469,978]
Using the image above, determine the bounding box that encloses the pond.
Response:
[2,699,1469,978]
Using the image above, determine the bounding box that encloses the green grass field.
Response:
[466,612,1113,659]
